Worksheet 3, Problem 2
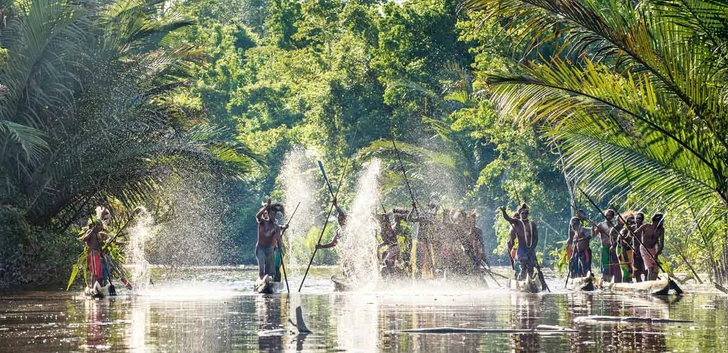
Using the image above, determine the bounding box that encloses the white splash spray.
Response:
[338,159,382,289]
[279,146,318,272]
[127,207,153,292]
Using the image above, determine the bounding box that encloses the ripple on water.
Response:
[0,268,727,352]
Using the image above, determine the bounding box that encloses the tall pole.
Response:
[299,127,360,292]
[391,139,419,215]
[278,202,300,294]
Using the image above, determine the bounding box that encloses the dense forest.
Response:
[1,0,726,287]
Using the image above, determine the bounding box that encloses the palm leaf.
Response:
[66,247,87,291]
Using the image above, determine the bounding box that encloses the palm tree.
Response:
[462,0,728,280]
[0,0,259,230]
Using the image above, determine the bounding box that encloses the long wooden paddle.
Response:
[298,161,340,292]
[563,247,572,289]
[278,202,300,294]
[103,207,144,252]
[391,139,419,216]
[536,261,551,292]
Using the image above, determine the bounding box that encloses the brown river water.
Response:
[0,267,726,352]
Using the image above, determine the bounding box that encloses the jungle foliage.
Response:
[3,0,724,286]
[463,0,728,282]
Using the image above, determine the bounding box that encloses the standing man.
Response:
[635,213,665,281]
[500,204,538,280]
[631,212,647,282]
[255,199,286,281]
[408,201,438,278]
[81,207,108,287]
[566,217,592,278]
[392,208,411,274]
[593,209,622,282]
[378,211,400,277]
[618,214,637,282]
[316,197,347,250]
[468,212,487,273]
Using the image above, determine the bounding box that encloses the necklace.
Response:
[519,219,533,248]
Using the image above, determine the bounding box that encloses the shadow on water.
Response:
[0,267,727,352]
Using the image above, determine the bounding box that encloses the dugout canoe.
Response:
[331,275,353,292]
[84,281,113,298]
[508,275,541,293]
[603,276,683,296]
[567,274,596,292]
[255,275,285,294]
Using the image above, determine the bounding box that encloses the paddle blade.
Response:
[317,160,329,182]
[296,306,312,333]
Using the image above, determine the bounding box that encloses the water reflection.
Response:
[256,294,284,352]
[510,294,543,352]
[82,299,110,350]
[0,271,726,352]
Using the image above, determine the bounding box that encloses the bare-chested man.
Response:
[567,217,592,278]
[255,199,286,280]
[468,213,486,273]
[81,208,108,286]
[617,214,636,282]
[316,197,347,250]
[593,209,622,282]
[500,204,538,280]
[378,211,400,277]
[409,201,438,278]
[631,212,647,282]
[635,213,665,281]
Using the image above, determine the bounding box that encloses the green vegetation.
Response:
[1,0,726,286]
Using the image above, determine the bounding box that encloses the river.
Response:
[0,267,726,352]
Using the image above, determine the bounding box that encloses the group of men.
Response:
[253,198,488,281]
[252,196,667,285]
[567,208,666,283]
[376,201,488,279]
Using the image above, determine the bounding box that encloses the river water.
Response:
[0,267,726,352]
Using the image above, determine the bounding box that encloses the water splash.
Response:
[338,159,382,289]
[147,178,232,266]
[279,146,319,273]
[127,207,153,292]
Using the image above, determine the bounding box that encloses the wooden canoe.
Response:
[567,274,596,292]
[255,275,284,294]
[603,276,683,296]
[508,275,541,293]
[84,281,112,298]
[331,275,353,292]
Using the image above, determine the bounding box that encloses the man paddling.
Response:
[315,197,347,250]
[593,209,622,282]
[634,213,665,281]
[468,213,487,274]
[378,210,404,277]
[408,201,438,278]
[566,217,592,278]
[255,199,287,281]
[631,212,647,282]
[617,213,638,282]
[80,207,109,288]
[500,204,538,281]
